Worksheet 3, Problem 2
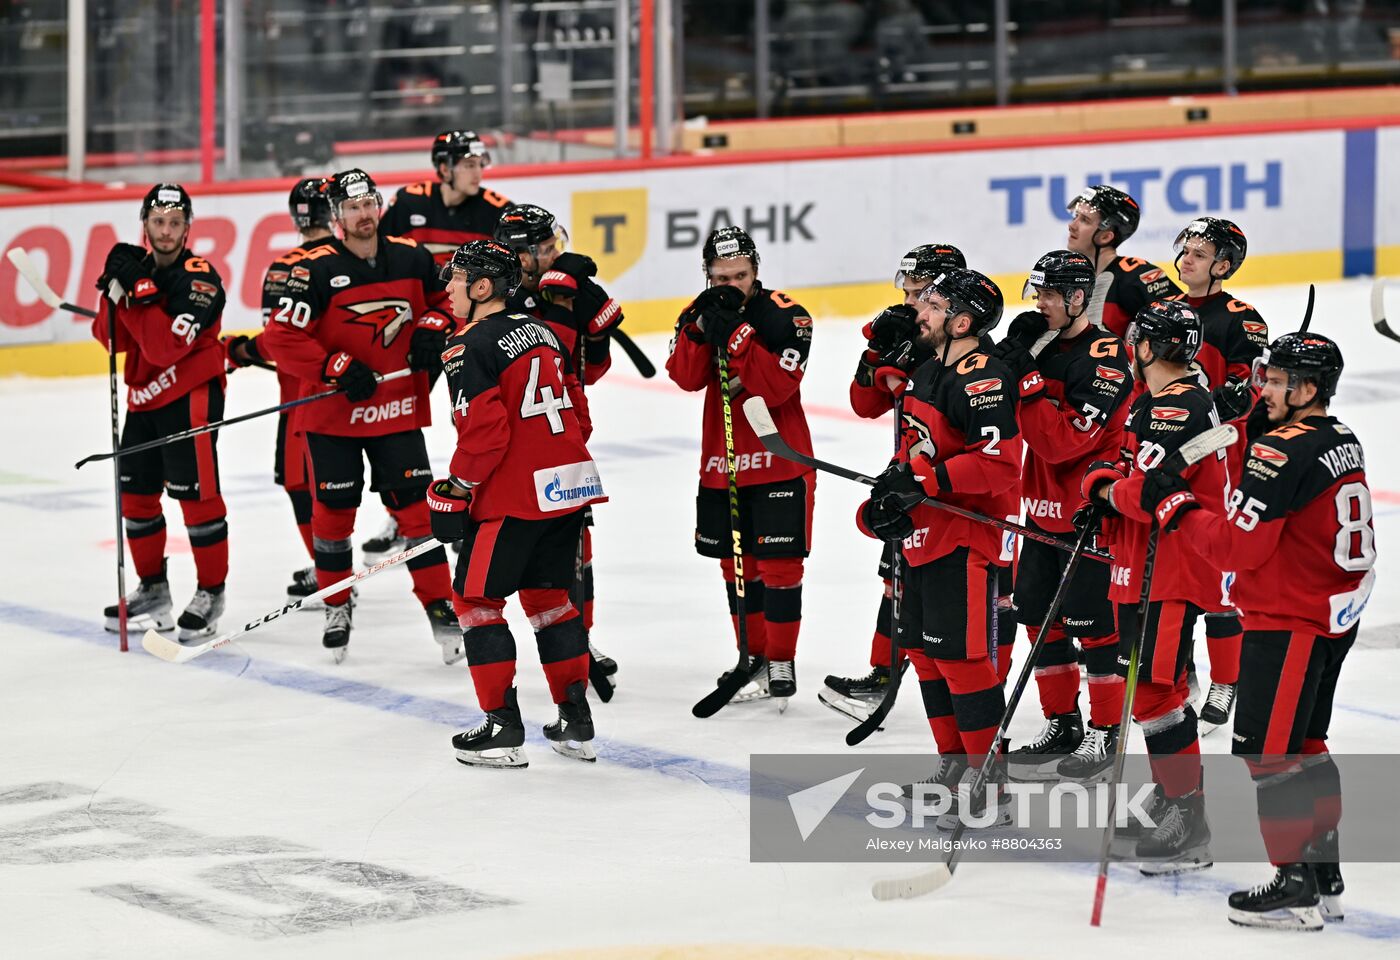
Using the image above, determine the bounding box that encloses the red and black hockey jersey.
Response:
[1169,290,1269,391]
[252,236,337,406]
[1093,256,1181,340]
[858,348,1023,567]
[507,288,612,385]
[92,248,226,411]
[1020,327,1134,534]
[260,235,449,437]
[442,310,603,522]
[666,285,816,490]
[379,181,513,266]
[1100,378,1227,605]
[1176,416,1375,637]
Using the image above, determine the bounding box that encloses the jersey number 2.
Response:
[520,355,573,435]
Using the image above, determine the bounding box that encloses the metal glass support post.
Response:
[223,0,242,179]
[994,0,1010,106]
[66,0,86,182]
[1223,0,1238,94]
[655,0,673,155]
[755,0,771,119]
[499,0,515,130]
[613,0,630,157]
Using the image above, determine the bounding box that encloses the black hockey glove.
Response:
[549,251,598,282]
[323,351,379,403]
[1005,310,1049,348]
[867,305,918,353]
[1213,378,1254,424]
[871,461,928,512]
[573,278,623,336]
[1141,468,1199,532]
[694,285,746,346]
[862,497,915,544]
[102,243,160,305]
[426,479,473,543]
[222,334,265,369]
[1071,502,1102,539]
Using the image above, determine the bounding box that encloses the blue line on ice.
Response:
[7,598,1399,941]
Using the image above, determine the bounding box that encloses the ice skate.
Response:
[286,566,356,610]
[901,753,967,805]
[1228,863,1323,931]
[767,659,796,710]
[322,601,353,664]
[1056,722,1117,780]
[719,655,771,703]
[176,587,225,642]
[818,662,902,723]
[936,764,1014,831]
[360,514,405,563]
[103,578,174,633]
[425,599,464,664]
[454,689,528,769]
[544,681,596,762]
[1307,829,1344,922]
[1199,682,1237,733]
[1007,709,1083,781]
[1137,791,1213,875]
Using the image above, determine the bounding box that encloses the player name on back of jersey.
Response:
[498,320,563,359]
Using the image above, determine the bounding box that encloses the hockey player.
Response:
[667,226,816,704]
[1064,184,1179,339]
[93,183,231,643]
[365,129,515,561]
[858,269,1022,816]
[1142,331,1371,931]
[996,250,1133,781]
[225,178,338,607]
[822,242,965,721]
[260,168,458,663]
[379,130,514,266]
[1082,299,1224,873]
[1168,216,1270,728]
[429,240,606,768]
[494,203,624,684]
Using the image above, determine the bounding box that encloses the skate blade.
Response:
[776,696,791,714]
[1199,719,1228,737]
[107,612,175,633]
[456,746,528,768]
[1138,847,1213,876]
[728,681,771,704]
[329,646,349,664]
[1006,759,1067,783]
[439,641,466,665]
[1320,895,1343,922]
[1228,905,1323,931]
[817,687,878,724]
[936,807,1013,832]
[548,740,597,763]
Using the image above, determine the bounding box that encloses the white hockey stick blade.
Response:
[7,247,63,307]
[1170,422,1237,471]
[872,864,952,901]
[141,538,443,664]
[1371,278,1400,344]
[742,395,778,441]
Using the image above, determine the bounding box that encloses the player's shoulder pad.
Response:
[481,188,511,208]
[1142,380,1212,434]
[1072,331,1132,380]
[398,181,435,200]
[949,348,1013,401]
[1225,298,1269,341]
[177,251,222,284]
[1241,421,1327,484]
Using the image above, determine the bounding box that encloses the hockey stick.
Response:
[741,396,1114,564]
[1369,278,1400,344]
[6,247,103,318]
[845,397,908,746]
[574,335,615,702]
[876,421,1237,902]
[692,346,755,717]
[142,538,443,664]
[613,328,656,378]
[1300,282,1315,334]
[75,368,413,468]
[102,287,129,651]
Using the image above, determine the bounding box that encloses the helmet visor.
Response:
[1022,269,1047,301]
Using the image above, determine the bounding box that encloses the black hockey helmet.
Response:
[288,177,332,231]
[1127,299,1202,364]
[324,168,383,220]
[894,242,966,289]
[703,226,760,277]
[1067,184,1141,245]
[432,129,491,171]
[1258,331,1344,403]
[1173,216,1248,280]
[1023,249,1096,303]
[140,183,193,222]
[442,239,522,299]
[919,268,1004,337]
[494,204,567,252]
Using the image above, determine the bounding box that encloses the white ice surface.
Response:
[2,279,1398,959]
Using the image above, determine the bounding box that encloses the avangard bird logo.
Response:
[344,299,414,348]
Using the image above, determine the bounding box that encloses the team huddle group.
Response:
[91,129,1372,931]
